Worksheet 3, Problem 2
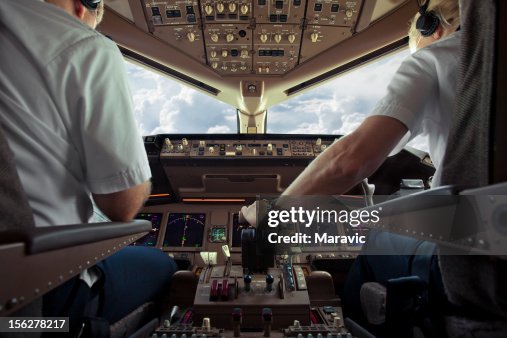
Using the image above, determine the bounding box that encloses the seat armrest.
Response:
[0,220,151,254]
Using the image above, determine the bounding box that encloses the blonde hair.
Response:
[408,0,460,50]
[92,1,105,25]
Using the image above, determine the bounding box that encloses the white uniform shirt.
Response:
[0,0,151,227]
[372,31,461,185]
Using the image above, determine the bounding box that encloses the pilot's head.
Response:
[408,0,460,53]
[46,0,104,29]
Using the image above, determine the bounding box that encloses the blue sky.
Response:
[124,49,429,151]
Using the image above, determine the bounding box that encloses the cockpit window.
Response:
[125,60,237,135]
[267,49,429,152]
[125,49,428,152]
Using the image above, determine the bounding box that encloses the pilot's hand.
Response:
[240,202,258,226]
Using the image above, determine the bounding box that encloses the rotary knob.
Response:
[288,33,296,43]
[240,4,249,14]
[187,32,195,42]
[240,49,249,58]
[211,33,219,42]
[228,3,236,12]
[211,62,218,69]
[346,9,353,18]
[267,143,273,151]
[226,33,235,42]
[164,138,173,150]
[210,50,217,58]
[209,146,215,153]
[204,4,213,15]
[310,32,319,42]
[216,3,225,13]
[274,34,282,43]
[182,138,189,146]
[199,140,206,147]
[222,49,228,58]
[260,34,268,43]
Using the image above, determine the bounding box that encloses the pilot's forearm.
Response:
[282,135,366,196]
[282,116,408,196]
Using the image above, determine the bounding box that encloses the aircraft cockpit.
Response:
[1,0,506,338]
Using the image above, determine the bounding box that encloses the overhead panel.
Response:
[144,0,206,63]
[204,23,253,74]
[299,0,360,62]
[140,0,365,75]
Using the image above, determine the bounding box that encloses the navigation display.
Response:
[131,213,163,247]
[163,213,206,247]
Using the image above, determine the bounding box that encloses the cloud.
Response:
[125,61,236,135]
[207,125,232,133]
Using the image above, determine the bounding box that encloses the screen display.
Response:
[163,213,206,247]
[131,213,163,247]
[209,227,227,242]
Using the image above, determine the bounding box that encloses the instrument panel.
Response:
[157,136,337,158]
[134,203,364,266]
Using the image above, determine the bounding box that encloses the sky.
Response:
[124,49,429,152]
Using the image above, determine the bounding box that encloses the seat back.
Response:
[0,125,41,335]
[0,124,35,231]
[438,0,507,334]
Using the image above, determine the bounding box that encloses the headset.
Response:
[80,0,102,11]
[416,0,440,37]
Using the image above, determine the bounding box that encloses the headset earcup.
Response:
[80,0,101,10]
[416,11,440,37]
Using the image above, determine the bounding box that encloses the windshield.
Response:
[125,62,237,135]
[125,49,428,151]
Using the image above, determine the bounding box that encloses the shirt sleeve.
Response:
[48,35,151,194]
[371,51,437,153]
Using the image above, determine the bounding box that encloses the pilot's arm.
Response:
[57,35,153,222]
[282,116,407,196]
[93,181,151,222]
[240,116,406,224]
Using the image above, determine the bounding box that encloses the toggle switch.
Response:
[262,308,273,337]
[232,308,242,337]
[244,275,252,292]
[265,274,274,292]
[202,318,211,331]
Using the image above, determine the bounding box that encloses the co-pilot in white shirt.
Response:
[0,0,151,227]
[372,31,461,185]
